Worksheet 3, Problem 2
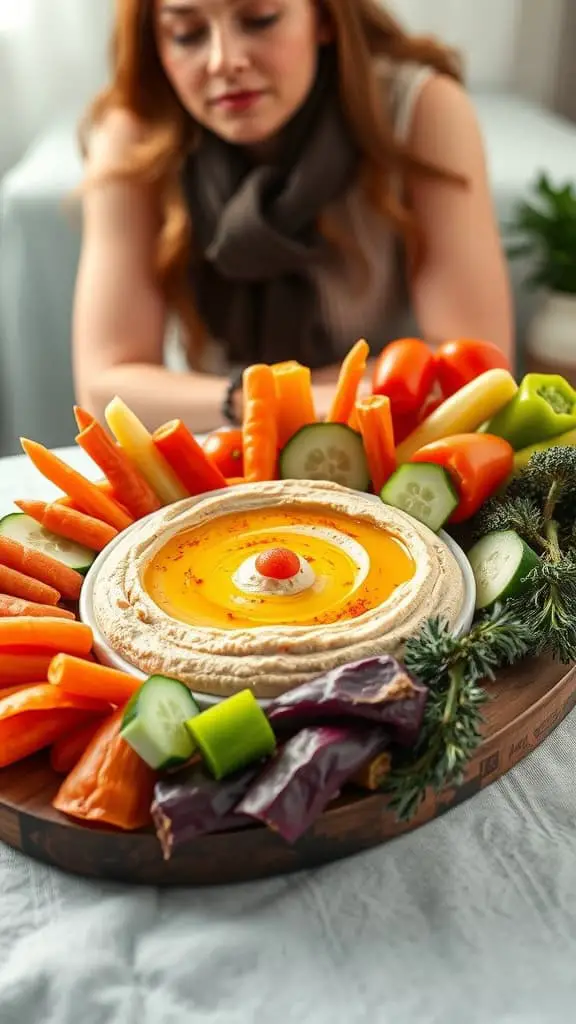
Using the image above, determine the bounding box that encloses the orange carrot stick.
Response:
[226,476,246,486]
[0,534,83,601]
[73,406,94,432]
[16,500,117,553]
[153,420,228,496]
[355,394,397,493]
[48,654,141,705]
[0,564,60,606]
[0,709,93,769]
[0,683,42,699]
[0,682,109,720]
[272,361,317,448]
[74,410,162,519]
[0,618,93,657]
[0,652,53,684]
[50,716,108,774]
[0,594,75,620]
[242,364,278,482]
[53,710,157,830]
[327,339,370,424]
[21,439,133,533]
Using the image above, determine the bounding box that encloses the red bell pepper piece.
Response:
[435,339,511,398]
[409,433,514,522]
[372,339,436,416]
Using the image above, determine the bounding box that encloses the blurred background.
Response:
[1,0,575,456]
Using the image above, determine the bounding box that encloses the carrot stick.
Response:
[74,409,162,519]
[0,564,60,606]
[355,394,397,493]
[153,419,228,496]
[0,709,93,768]
[48,654,141,705]
[272,361,316,448]
[73,406,94,432]
[0,618,93,657]
[52,710,157,830]
[105,397,188,505]
[226,476,246,486]
[242,364,278,482]
[50,716,108,774]
[326,339,370,424]
[20,438,133,533]
[0,652,53,684]
[0,684,42,699]
[0,683,109,720]
[0,594,75,620]
[15,500,117,553]
[0,534,83,601]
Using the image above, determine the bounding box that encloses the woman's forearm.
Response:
[82,363,230,434]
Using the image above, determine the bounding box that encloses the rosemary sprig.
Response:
[385,606,533,821]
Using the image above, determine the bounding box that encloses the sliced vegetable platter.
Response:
[1,336,576,884]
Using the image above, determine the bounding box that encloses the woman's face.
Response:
[155,0,326,147]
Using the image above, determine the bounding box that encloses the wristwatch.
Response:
[222,369,244,426]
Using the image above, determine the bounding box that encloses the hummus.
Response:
[90,480,466,698]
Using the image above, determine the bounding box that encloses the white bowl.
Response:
[79,493,476,709]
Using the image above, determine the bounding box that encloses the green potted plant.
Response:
[508,173,576,381]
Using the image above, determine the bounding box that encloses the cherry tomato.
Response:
[256,547,300,580]
[435,339,511,397]
[203,428,244,479]
[410,433,514,522]
[372,338,436,416]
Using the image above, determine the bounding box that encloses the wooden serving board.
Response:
[0,656,575,886]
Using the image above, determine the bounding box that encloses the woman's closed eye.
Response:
[172,12,280,47]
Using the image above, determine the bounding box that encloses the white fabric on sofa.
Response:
[1,94,576,455]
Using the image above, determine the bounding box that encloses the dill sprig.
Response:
[385,606,533,821]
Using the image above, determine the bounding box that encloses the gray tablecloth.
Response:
[1,449,575,1024]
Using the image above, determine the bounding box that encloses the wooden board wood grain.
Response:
[0,656,574,886]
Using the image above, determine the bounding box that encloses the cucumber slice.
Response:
[0,513,96,574]
[279,423,370,491]
[120,674,200,770]
[467,530,540,610]
[380,464,459,533]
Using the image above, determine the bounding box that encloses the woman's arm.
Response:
[72,109,234,433]
[405,75,514,364]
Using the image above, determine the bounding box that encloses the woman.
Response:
[73,0,513,432]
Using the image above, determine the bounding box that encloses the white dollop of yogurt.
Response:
[233,553,316,596]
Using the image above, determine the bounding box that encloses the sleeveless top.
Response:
[166,60,434,375]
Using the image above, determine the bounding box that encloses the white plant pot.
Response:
[525,291,576,385]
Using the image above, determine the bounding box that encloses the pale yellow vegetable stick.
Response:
[395,369,518,463]
[104,398,188,505]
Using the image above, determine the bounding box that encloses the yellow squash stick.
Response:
[272,361,317,448]
[395,369,518,463]
[105,398,188,505]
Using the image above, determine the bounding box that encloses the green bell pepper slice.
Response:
[485,373,576,450]
[185,690,276,780]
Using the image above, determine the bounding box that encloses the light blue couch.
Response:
[2,94,576,456]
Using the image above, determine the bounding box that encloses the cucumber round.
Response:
[0,513,96,574]
[120,674,200,770]
[380,463,459,533]
[467,530,540,610]
[279,423,370,491]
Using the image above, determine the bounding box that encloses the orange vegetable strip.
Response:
[52,710,157,830]
[48,653,141,705]
[15,500,117,554]
[74,411,162,519]
[50,716,108,774]
[0,619,93,657]
[0,652,53,684]
[0,683,109,722]
[0,709,92,769]
[0,594,75,620]
[72,406,94,432]
[153,419,228,496]
[272,361,316,448]
[0,684,43,698]
[21,439,133,533]
[326,339,370,424]
[242,365,278,482]
[0,534,83,601]
[0,564,60,606]
[226,476,246,486]
[355,395,396,494]
[105,397,188,505]
[348,407,361,432]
